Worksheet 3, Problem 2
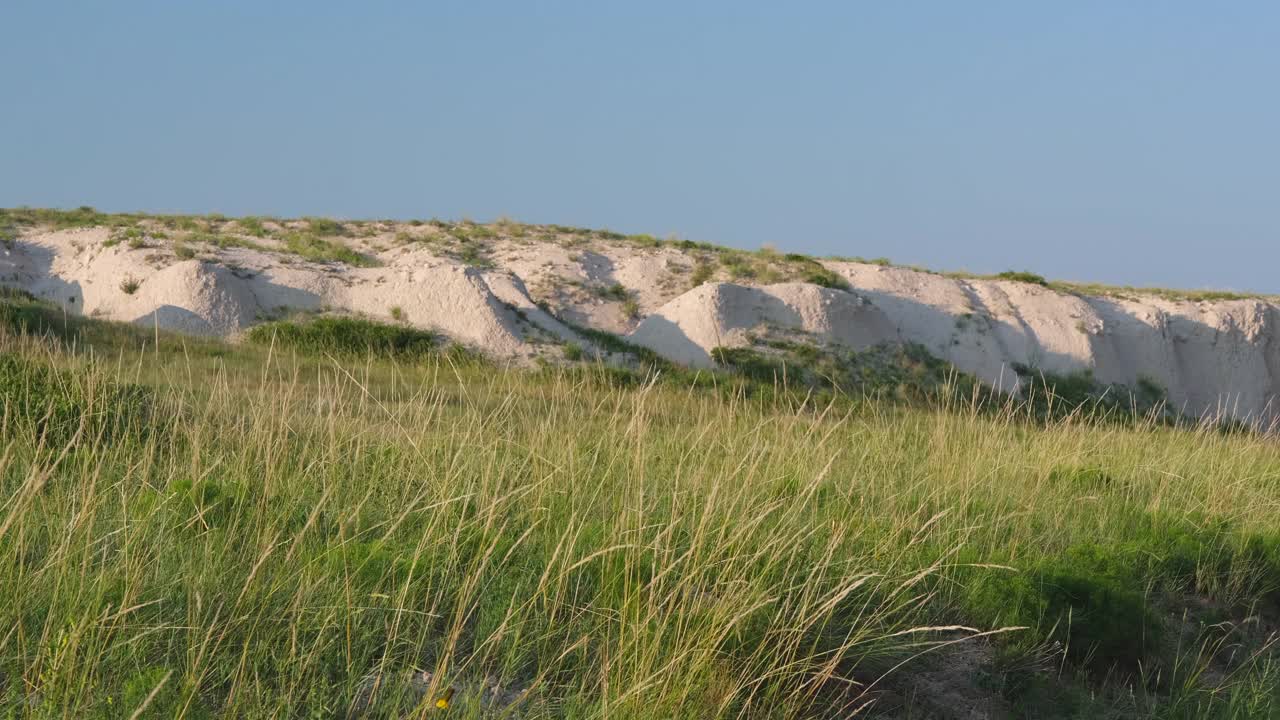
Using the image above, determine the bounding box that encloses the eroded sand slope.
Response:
[634,262,1280,421]
[4,224,1279,421]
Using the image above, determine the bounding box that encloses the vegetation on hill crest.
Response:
[3,206,1270,303]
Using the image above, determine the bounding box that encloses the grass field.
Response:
[3,303,1280,718]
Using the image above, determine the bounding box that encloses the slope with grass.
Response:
[4,207,1280,424]
[634,264,1280,425]
[3,296,1280,718]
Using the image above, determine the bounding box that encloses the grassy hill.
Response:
[2,295,1280,718]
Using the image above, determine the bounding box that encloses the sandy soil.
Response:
[4,224,1279,422]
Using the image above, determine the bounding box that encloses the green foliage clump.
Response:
[713,340,988,408]
[237,216,269,237]
[996,270,1050,286]
[0,353,154,446]
[1014,366,1169,422]
[709,347,787,383]
[187,231,265,252]
[554,318,673,373]
[958,508,1280,687]
[626,233,660,248]
[246,316,482,365]
[782,255,849,289]
[719,252,756,280]
[963,544,1161,674]
[1048,465,1116,492]
[1,205,119,229]
[596,283,630,301]
[690,261,715,286]
[304,216,348,236]
[282,232,375,266]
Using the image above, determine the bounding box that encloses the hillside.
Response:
[3,207,1280,424]
[3,287,1280,718]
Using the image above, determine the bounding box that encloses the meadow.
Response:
[2,299,1280,718]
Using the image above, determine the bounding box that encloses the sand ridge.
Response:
[4,223,1280,422]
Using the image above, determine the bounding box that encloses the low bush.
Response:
[304,217,348,236]
[710,347,786,382]
[962,544,1162,675]
[597,283,630,301]
[690,261,715,286]
[237,216,269,237]
[996,270,1050,286]
[0,353,154,446]
[246,316,442,360]
[282,232,375,266]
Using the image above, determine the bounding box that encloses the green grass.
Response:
[3,301,1280,717]
[281,231,376,266]
[596,283,630,301]
[8,207,1272,304]
[1050,280,1261,303]
[304,216,348,236]
[183,231,265,252]
[690,260,715,286]
[235,216,270,237]
[995,270,1050,286]
[246,315,441,359]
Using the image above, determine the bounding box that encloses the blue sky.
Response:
[3,2,1278,291]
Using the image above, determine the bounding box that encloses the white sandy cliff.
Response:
[3,222,1278,423]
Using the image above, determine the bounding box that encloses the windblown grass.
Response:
[2,306,1280,718]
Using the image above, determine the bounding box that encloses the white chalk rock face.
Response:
[337,261,528,355]
[8,226,1280,423]
[121,261,258,335]
[822,262,1280,423]
[627,282,897,367]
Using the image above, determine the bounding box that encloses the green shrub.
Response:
[0,353,154,446]
[963,544,1161,674]
[792,259,849,289]
[720,253,756,279]
[444,236,494,268]
[626,233,660,248]
[1135,375,1167,406]
[304,217,347,236]
[711,347,785,382]
[119,666,183,717]
[554,319,671,373]
[282,232,375,266]
[1047,465,1116,492]
[246,316,442,361]
[563,342,584,362]
[237,216,269,237]
[996,271,1050,287]
[690,262,714,286]
[598,283,630,301]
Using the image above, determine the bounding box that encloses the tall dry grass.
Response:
[1,330,1279,717]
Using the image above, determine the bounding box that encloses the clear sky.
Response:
[3,2,1278,292]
